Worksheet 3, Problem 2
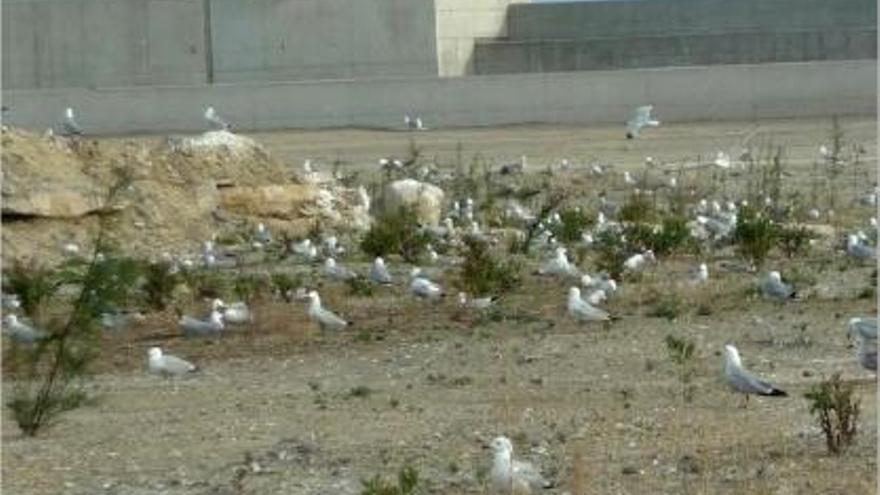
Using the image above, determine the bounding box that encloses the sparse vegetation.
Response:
[142,261,180,311]
[459,237,521,296]
[361,465,420,495]
[664,335,697,403]
[734,206,778,268]
[650,294,684,321]
[361,208,431,263]
[804,373,860,455]
[550,208,594,243]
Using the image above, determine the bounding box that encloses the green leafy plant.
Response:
[777,225,815,259]
[619,193,656,223]
[347,276,375,297]
[361,208,431,263]
[804,373,860,454]
[550,208,594,244]
[459,237,521,296]
[593,230,628,280]
[733,206,778,268]
[142,261,180,311]
[271,272,302,301]
[233,273,269,303]
[650,295,684,322]
[361,465,420,495]
[664,335,697,403]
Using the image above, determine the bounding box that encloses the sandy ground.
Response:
[3,118,878,495]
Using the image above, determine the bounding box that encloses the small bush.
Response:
[804,373,860,454]
[4,261,57,319]
[459,237,521,296]
[233,273,269,302]
[734,206,778,268]
[183,269,230,300]
[550,208,594,244]
[650,295,684,321]
[619,194,656,223]
[777,225,815,259]
[593,230,628,280]
[347,276,375,297]
[361,209,431,263]
[361,465,419,495]
[271,272,301,301]
[664,334,697,402]
[142,261,180,311]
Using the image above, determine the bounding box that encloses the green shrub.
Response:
[550,208,594,243]
[361,465,420,495]
[361,208,431,264]
[271,272,302,301]
[804,373,860,454]
[233,273,269,302]
[142,261,180,311]
[777,225,815,259]
[459,237,521,296]
[347,276,375,297]
[664,334,697,403]
[734,206,778,268]
[650,294,684,321]
[4,261,59,319]
[619,193,657,223]
[593,230,628,280]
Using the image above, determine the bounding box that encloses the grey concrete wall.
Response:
[474,28,877,74]
[2,0,207,89]
[210,0,438,83]
[435,0,528,77]
[3,60,874,134]
[507,0,877,39]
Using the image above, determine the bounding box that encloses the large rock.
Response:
[380,179,445,226]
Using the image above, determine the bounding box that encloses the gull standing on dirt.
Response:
[179,309,224,338]
[625,105,660,139]
[3,315,48,344]
[307,290,352,330]
[213,299,252,325]
[846,234,876,261]
[291,239,318,261]
[849,317,878,341]
[148,347,198,377]
[759,271,796,301]
[567,287,610,322]
[62,107,83,136]
[690,263,709,285]
[623,250,655,273]
[722,344,787,406]
[458,292,498,311]
[488,436,552,494]
[204,106,230,131]
[255,223,272,246]
[409,268,444,300]
[714,151,731,169]
[323,258,357,281]
[370,257,393,285]
[538,247,579,278]
[848,317,877,371]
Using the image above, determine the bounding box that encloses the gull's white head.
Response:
[325,257,337,268]
[410,267,422,279]
[699,263,708,277]
[723,344,742,367]
[768,271,782,283]
[204,106,216,119]
[65,107,74,119]
[148,347,163,360]
[211,298,225,310]
[444,217,455,231]
[490,436,514,458]
[568,286,582,300]
[374,257,385,267]
[458,292,467,306]
[210,310,225,325]
[307,290,321,305]
[580,274,593,287]
[5,314,19,325]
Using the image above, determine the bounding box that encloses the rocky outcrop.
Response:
[380,179,445,226]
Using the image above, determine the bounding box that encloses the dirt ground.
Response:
[3,118,878,495]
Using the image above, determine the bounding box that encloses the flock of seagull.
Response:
[5,104,878,493]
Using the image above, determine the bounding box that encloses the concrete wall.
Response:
[2,0,207,89]
[434,0,528,77]
[4,60,874,134]
[474,28,877,74]
[210,0,438,83]
[507,0,876,39]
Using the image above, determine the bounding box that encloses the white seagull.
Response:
[538,247,579,278]
[3,314,48,344]
[625,105,660,139]
[458,292,498,310]
[567,287,610,322]
[722,344,787,406]
[147,347,198,377]
[179,310,224,338]
[409,268,444,300]
[307,291,352,331]
[323,258,357,281]
[203,106,230,131]
[759,271,796,301]
[370,257,393,285]
[62,107,83,136]
[488,436,552,494]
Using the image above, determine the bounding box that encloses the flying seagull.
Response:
[625,105,659,139]
[722,344,787,406]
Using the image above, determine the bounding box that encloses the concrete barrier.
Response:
[4,60,875,135]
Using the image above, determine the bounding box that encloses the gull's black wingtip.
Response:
[763,388,788,397]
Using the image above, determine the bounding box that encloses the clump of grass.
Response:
[593,230,628,280]
[550,208,594,243]
[619,193,656,223]
[650,294,684,321]
[777,225,815,259]
[361,465,419,495]
[271,272,302,301]
[664,335,697,403]
[361,208,431,263]
[804,373,860,455]
[142,261,180,311]
[183,269,230,299]
[733,206,778,268]
[347,276,375,297]
[233,273,269,303]
[623,215,691,257]
[459,237,521,296]
[348,385,372,399]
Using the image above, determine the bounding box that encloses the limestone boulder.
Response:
[380,179,445,226]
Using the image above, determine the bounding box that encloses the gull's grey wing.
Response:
[849,243,877,260]
[852,318,879,340]
[513,460,551,490]
[318,308,349,329]
[179,316,219,337]
[162,354,197,375]
[726,366,786,396]
[371,265,392,284]
[760,279,794,300]
[571,299,609,321]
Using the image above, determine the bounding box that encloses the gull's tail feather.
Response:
[761,387,788,397]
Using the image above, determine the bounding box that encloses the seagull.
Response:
[323,258,357,281]
[488,436,552,494]
[690,263,709,285]
[3,315,48,344]
[853,331,877,372]
[458,292,498,310]
[538,247,579,278]
[714,151,731,169]
[213,299,251,325]
[759,271,796,301]
[623,171,637,186]
[370,257,393,285]
[204,106,230,131]
[178,310,224,338]
[625,105,660,139]
[291,239,318,261]
[722,344,787,406]
[848,317,878,341]
[62,107,83,136]
[846,234,876,261]
[623,250,655,273]
[147,347,198,377]
[567,287,610,322]
[409,268,444,300]
[584,289,607,306]
[61,242,80,257]
[255,223,272,245]
[100,311,146,331]
[307,291,352,331]
[2,293,21,311]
